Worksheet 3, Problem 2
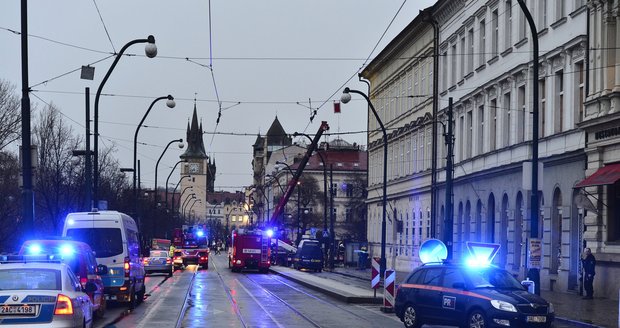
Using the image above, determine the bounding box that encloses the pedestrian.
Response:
[581,247,596,299]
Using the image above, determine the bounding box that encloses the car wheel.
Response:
[94,298,106,318]
[168,269,173,277]
[466,309,487,328]
[136,284,146,304]
[402,304,421,328]
[127,287,137,310]
[205,261,208,269]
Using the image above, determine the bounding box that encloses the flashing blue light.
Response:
[67,219,75,225]
[59,244,75,256]
[196,230,204,237]
[464,242,500,268]
[266,229,274,238]
[419,239,448,264]
[28,244,43,255]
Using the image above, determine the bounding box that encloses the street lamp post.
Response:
[164,160,187,209]
[341,87,388,277]
[171,175,191,213]
[294,132,329,266]
[181,194,196,220]
[155,139,184,206]
[93,35,157,207]
[184,197,199,220]
[517,0,541,296]
[133,95,176,205]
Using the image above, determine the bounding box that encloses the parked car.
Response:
[144,250,173,277]
[172,250,184,270]
[0,255,96,327]
[62,211,146,310]
[18,239,107,318]
[293,239,323,272]
[395,262,555,328]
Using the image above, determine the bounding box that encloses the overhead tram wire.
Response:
[91,0,116,52]
[29,55,115,89]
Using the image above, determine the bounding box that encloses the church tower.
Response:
[178,105,215,223]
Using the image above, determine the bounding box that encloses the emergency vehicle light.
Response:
[59,244,75,257]
[27,244,43,255]
[196,230,204,237]
[266,229,274,238]
[464,242,500,268]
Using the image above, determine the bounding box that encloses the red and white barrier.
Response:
[371,257,380,289]
[381,269,395,312]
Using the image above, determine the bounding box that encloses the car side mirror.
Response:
[96,264,108,275]
[83,281,98,293]
[452,282,466,290]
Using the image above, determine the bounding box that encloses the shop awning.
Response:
[575,163,620,188]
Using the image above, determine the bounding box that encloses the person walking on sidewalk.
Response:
[581,247,596,299]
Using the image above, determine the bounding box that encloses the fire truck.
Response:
[228,228,271,273]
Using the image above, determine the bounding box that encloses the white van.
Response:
[62,210,146,309]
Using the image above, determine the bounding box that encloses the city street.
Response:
[91,253,579,328]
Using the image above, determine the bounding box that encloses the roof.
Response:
[291,149,367,172]
[180,104,208,159]
[265,116,292,147]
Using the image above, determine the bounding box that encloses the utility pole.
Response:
[444,98,454,260]
[329,164,335,270]
[84,88,92,210]
[517,0,541,296]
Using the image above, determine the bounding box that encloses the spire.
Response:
[180,103,207,159]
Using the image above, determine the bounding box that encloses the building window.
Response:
[538,0,548,28]
[540,78,546,137]
[490,99,497,151]
[441,50,448,91]
[451,43,457,86]
[459,115,465,162]
[419,130,425,170]
[345,208,352,222]
[492,9,499,57]
[460,35,466,79]
[503,92,511,147]
[478,105,485,155]
[407,69,413,110]
[555,70,564,133]
[467,110,473,159]
[518,9,526,40]
[414,64,419,107]
[412,133,418,173]
[400,140,405,177]
[555,0,564,21]
[405,137,411,175]
[517,85,526,142]
[576,62,584,123]
[468,28,474,73]
[331,183,338,196]
[479,19,486,64]
[505,0,512,50]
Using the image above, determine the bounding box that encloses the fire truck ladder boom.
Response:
[270,121,329,224]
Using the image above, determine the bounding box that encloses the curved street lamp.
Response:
[133,95,176,204]
[181,194,196,219]
[93,35,157,207]
[341,86,387,278]
[171,175,191,213]
[164,160,187,209]
[155,139,184,205]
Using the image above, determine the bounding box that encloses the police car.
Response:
[395,240,554,328]
[0,255,96,327]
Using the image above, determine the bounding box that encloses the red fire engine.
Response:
[228,228,271,273]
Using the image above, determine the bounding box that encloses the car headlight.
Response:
[548,303,554,314]
[490,300,517,312]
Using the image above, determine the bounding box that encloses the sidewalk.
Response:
[328,266,618,328]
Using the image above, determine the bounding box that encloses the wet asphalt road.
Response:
[92,254,579,328]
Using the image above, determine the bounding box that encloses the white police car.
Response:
[0,255,96,327]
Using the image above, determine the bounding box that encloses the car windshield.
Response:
[198,252,208,257]
[300,245,322,258]
[66,228,123,258]
[0,269,61,290]
[465,268,525,289]
[150,251,168,258]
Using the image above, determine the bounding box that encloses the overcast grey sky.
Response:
[1,0,435,192]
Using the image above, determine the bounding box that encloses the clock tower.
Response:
[178,104,216,223]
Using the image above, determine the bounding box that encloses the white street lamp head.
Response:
[145,35,157,58]
[166,95,176,108]
[178,142,185,149]
[340,89,352,104]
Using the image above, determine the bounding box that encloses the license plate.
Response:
[105,295,117,300]
[0,304,38,316]
[527,316,547,323]
[242,249,261,254]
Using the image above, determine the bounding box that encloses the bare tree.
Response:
[0,79,21,151]
[0,151,21,252]
[340,176,368,241]
[33,103,82,235]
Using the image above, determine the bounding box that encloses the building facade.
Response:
[433,0,587,294]
[360,9,436,272]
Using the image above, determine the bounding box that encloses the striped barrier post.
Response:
[371,257,380,289]
[381,269,395,313]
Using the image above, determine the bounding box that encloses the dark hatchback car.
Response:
[395,262,555,328]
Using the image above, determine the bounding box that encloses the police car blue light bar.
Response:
[465,242,500,268]
[266,229,274,238]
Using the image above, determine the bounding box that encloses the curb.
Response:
[269,268,382,304]
[554,317,606,328]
